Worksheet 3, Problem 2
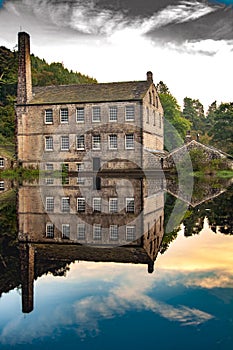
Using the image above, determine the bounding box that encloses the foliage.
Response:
[0,45,97,145]
[182,97,206,136]
[156,81,191,150]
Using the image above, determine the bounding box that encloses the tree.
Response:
[156,81,191,150]
[182,97,206,135]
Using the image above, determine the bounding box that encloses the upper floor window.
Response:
[146,108,149,124]
[45,109,53,124]
[77,197,85,212]
[109,134,117,150]
[159,114,162,128]
[77,162,85,185]
[76,135,85,150]
[92,106,101,122]
[45,136,53,151]
[76,108,85,123]
[109,106,118,122]
[92,135,101,150]
[61,197,70,213]
[126,197,135,213]
[61,136,69,151]
[0,158,4,168]
[46,163,54,171]
[93,198,101,212]
[125,134,134,149]
[60,108,69,123]
[46,197,54,212]
[125,105,135,121]
[109,198,118,213]
[110,225,118,241]
[46,223,54,238]
[149,92,152,105]
[156,96,159,109]
[62,224,70,239]
[77,223,85,240]
[153,111,156,126]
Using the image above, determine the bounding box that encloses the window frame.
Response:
[92,135,101,150]
[108,134,118,150]
[62,224,70,239]
[77,197,86,212]
[77,162,85,185]
[125,134,134,150]
[45,136,54,151]
[93,197,102,212]
[60,135,70,151]
[92,106,101,122]
[60,108,69,124]
[45,109,53,124]
[76,135,85,150]
[61,196,70,213]
[125,105,135,121]
[126,197,135,213]
[109,106,118,122]
[76,107,85,123]
[126,225,136,241]
[109,198,118,213]
[77,223,86,240]
[45,196,54,212]
[46,223,54,238]
[93,224,102,240]
[110,225,118,241]
[0,158,4,168]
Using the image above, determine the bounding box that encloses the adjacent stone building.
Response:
[16,32,164,172]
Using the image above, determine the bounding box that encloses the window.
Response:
[156,96,159,109]
[109,134,117,150]
[93,224,102,240]
[76,135,85,150]
[45,136,53,151]
[125,134,134,149]
[77,224,85,240]
[77,197,85,212]
[93,198,101,212]
[46,223,54,238]
[77,163,85,184]
[149,92,152,105]
[146,108,149,124]
[0,158,4,168]
[159,114,162,128]
[126,198,135,213]
[60,108,68,123]
[61,197,70,212]
[110,225,118,241]
[109,198,118,213]
[46,197,54,212]
[62,224,70,239]
[153,111,156,126]
[126,226,136,241]
[45,163,54,185]
[45,109,53,124]
[125,105,135,121]
[46,163,54,171]
[0,181,4,191]
[92,106,101,122]
[92,135,101,150]
[109,106,117,121]
[61,136,69,151]
[76,107,85,123]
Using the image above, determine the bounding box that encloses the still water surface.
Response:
[0,178,232,350]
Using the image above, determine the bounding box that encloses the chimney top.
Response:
[146,71,153,83]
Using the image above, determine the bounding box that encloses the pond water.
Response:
[0,175,232,350]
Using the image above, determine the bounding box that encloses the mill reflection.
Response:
[18,167,165,313]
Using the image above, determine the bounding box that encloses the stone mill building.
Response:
[16,32,164,172]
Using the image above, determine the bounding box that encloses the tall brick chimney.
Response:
[146,71,153,83]
[17,32,32,104]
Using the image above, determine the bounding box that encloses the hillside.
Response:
[0,46,97,144]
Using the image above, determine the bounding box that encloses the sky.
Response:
[0,0,233,110]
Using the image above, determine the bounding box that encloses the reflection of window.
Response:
[60,108,68,123]
[125,105,135,121]
[62,224,70,239]
[125,134,134,149]
[77,163,85,184]
[77,197,85,212]
[45,136,53,151]
[92,106,101,122]
[0,158,4,168]
[0,181,4,191]
[92,135,101,150]
[93,198,101,212]
[46,223,54,238]
[126,226,136,241]
[109,106,117,121]
[45,109,53,124]
[46,163,53,171]
[126,198,135,213]
[93,224,102,240]
[61,136,69,151]
[61,197,70,212]
[109,134,117,149]
[46,197,54,212]
[76,107,85,123]
[110,225,118,241]
[76,135,85,150]
[77,224,85,240]
[109,198,118,213]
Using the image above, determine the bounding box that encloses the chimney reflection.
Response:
[18,166,165,313]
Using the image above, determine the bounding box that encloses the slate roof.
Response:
[29,81,151,105]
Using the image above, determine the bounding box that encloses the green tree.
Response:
[183,97,206,135]
[157,81,191,150]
